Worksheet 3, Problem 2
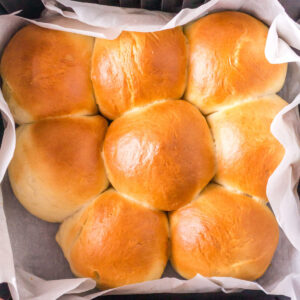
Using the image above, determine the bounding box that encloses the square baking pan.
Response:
[0,1,299,300]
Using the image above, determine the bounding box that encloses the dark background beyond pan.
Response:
[0,0,300,19]
[0,0,299,299]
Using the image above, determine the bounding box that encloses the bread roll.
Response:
[170,184,279,280]
[207,95,287,202]
[103,100,215,211]
[91,28,187,119]
[184,11,287,114]
[0,25,97,124]
[8,116,108,222]
[56,189,169,289]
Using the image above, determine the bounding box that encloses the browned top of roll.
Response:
[170,184,279,281]
[8,116,108,222]
[207,95,287,202]
[0,25,97,124]
[91,28,187,119]
[56,189,169,289]
[184,11,287,114]
[103,100,215,211]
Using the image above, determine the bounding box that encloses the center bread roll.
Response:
[103,100,216,211]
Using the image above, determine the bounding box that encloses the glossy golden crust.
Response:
[56,189,169,289]
[184,11,287,114]
[91,28,187,119]
[103,100,215,211]
[0,25,97,124]
[170,184,279,280]
[8,116,108,222]
[208,95,287,202]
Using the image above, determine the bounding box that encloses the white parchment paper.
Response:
[0,0,299,299]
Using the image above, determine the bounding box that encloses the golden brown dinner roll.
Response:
[8,116,108,222]
[56,189,169,289]
[184,11,287,114]
[0,25,97,124]
[103,100,215,211]
[170,184,279,280]
[207,95,287,202]
[91,28,187,119]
